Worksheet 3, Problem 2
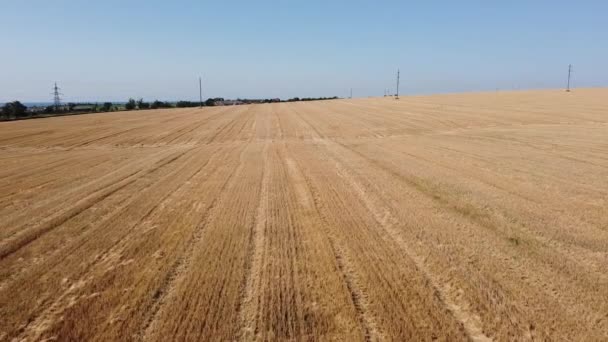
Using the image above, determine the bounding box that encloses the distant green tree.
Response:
[150,100,171,109]
[176,101,200,108]
[67,102,76,111]
[1,101,28,119]
[125,98,136,110]
[136,98,150,109]
[102,102,113,111]
[204,98,216,106]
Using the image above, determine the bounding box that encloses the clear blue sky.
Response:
[1,1,607,102]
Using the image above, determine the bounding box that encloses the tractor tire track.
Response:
[141,144,248,341]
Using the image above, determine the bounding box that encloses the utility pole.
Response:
[350,88,353,99]
[52,82,62,111]
[199,77,203,107]
[396,69,400,99]
[566,64,572,92]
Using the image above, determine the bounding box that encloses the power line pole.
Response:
[396,69,400,99]
[350,88,352,99]
[199,77,203,107]
[566,64,572,92]
[52,82,62,111]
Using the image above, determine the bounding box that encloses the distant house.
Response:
[208,98,226,106]
[223,100,244,106]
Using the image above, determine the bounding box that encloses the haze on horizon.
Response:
[1,0,607,103]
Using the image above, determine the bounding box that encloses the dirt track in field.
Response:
[1,89,607,341]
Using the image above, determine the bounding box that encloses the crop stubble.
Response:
[1,89,607,341]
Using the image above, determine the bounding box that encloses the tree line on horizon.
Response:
[1,95,339,121]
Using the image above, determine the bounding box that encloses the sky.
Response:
[1,1,607,102]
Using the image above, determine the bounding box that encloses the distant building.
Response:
[223,100,244,106]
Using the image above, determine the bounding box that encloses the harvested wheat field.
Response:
[1,89,607,341]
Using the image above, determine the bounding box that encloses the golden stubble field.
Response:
[1,89,607,341]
